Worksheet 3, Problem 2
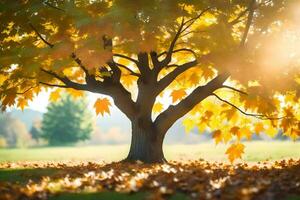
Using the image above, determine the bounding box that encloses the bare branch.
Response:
[212,93,265,119]
[212,93,288,121]
[156,53,213,95]
[43,1,65,12]
[181,7,213,33]
[156,60,198,94]
[39,82,68,88]
[230,0,272,25]
[221,85,248,95]
[158,17,185,68]
[113,54,139,65]
[179,30,206,38]
[158,48,198,59]
[115,63,140,76]
[71,53,89,75]
[229,8,250,25]
[29,23,54,48]
[40,68,89,91]
[16,85,38,95]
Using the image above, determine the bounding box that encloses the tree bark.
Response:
[125,119,166,163]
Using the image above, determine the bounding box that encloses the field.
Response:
[1,142,300,200]
[0,141,300,163]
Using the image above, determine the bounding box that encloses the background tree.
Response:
[30,120,42,142]
[0,113,31,148]
[41,94,93,146]
[0,0,300,162]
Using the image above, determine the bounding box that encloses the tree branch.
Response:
[158,48,198,59]
[212,93,287,120]
[115,63,140,76]
[156,60,198,95]
[71,53,89,75]
[29,23,54,48]
[229,8,250,25]
[155,7,212,75]
[113,54,139,65]
[39,82,68,88]
[155,53,213,96]
[40,68,89,91]
[16,85,38,95]
[180,7,213,33]
[240,0,256,47]
[155,73,230,133]
[43,1,65,12]
[221,85,248,95]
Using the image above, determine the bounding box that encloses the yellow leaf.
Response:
[254,123,264,135]
[197,122,207,133]
[67,88,84,99]
[231,126,251,140]
[189,73,200,86]
[94,98,111,116]
[201,66,215,80]
[265,126,278,137]
[17,98,28,111]
[212,130,222,144]
[182,118,195,133]
[49,89,61,102]
[221,108,238,122]
[170,89,187,103]
[121,75,137,87]
[289,128,300,141]
[222,131,232,144]
[153,102,163,114]
[0,74,7,85]
[240,127,252,140]
[226,143,245,163]
[23,90,34,101]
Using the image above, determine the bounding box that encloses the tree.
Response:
[30,120,42,142]
[41,94,93,145]
[0,0,299,162]
[0,113,31,148]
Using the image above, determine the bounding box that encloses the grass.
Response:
[0,141,299,163]
[48,192,190,200]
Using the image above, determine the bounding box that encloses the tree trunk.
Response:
[125,119,166,163]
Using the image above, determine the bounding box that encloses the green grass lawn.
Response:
[0,141,299,163]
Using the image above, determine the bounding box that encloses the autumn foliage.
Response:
[1,0,300,162]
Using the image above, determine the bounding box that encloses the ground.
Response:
[0,142,300,200]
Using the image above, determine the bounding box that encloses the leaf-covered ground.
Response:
[0,160,299,200]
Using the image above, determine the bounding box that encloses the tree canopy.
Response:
[0,0,300,162]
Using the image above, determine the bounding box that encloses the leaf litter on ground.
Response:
[0,159,299,200]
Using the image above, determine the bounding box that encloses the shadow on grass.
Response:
[0,168,58,183]
[49,192,190,200]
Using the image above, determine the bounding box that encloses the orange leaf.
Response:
[226,143,245,163]
[170,89,187,103]
[94,98,111,116]
[212,130,222,144]
[254,123,264,135]
[17,98,28,111]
